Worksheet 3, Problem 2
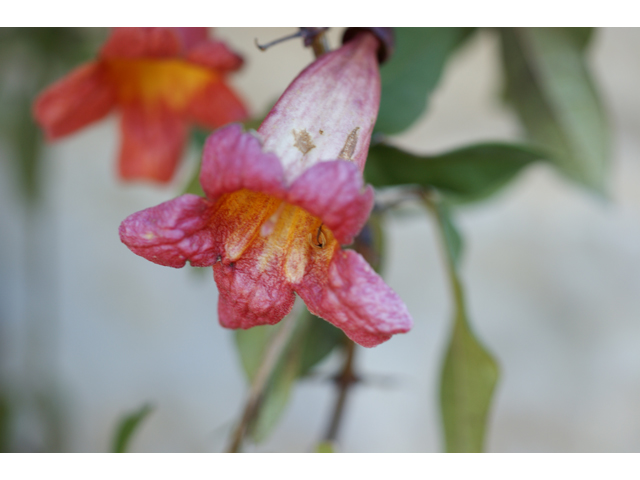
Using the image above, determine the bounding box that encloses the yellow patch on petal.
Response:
[105,59,216,111]
[212,189,337,284]
[214,190,281,262]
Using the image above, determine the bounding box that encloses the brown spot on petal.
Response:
[292,129,316,154]
[338,127,360,161]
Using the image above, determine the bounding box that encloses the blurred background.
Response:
[1,27,640,452]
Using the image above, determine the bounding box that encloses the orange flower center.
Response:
[211,189,338,284]
[104,59,216,110]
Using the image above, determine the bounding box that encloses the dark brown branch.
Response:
[324,339,358,443]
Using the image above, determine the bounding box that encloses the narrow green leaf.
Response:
[425,196,499,452]
[376,28,472,135]
[111,404,154,453]
[365,142,545,203]
[500,27,609,192]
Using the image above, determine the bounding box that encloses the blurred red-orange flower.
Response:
[34,27,248,183]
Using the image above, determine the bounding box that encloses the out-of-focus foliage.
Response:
[376,28,474,135]
[0,395,9,453]
[111,403,154,453]
[0,28,106,202]
[366,142,546,203]
[500,27,609,192]
[235,308,346,442]
[424,196,498,452]
[316,440,335,452]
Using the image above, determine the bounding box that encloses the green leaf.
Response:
[298,310,346,377]
[111,403,154,453]
[500,27,609,192]
[564,27,594,50]
[376,28,472,135]
[365,142,545,203]
[425,195,499,452]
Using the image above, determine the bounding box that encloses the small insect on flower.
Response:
[308,225,327,249]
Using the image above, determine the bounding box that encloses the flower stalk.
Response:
[226,309,299,453]
[226,31,332,453]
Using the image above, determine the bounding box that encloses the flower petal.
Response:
[33,62,115,140]
[214,241,296,329]
[286,160,374,246]
[119,194,218,268]
[118,103,187,183]
[200,124,285,200]
[258,32,381,180]
[186,40,244,71]
[173,27,209,51]
[100,28,182,59]
[200,126,372,245]
[186,80,248,130]
[296,249,413,348]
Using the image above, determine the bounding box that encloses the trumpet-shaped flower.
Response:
[34,27,248,183]
[119,31,412,347]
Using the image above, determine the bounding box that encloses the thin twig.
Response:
[324,339,358,443]
[226,313,298,453]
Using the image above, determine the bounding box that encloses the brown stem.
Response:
[311,30,330,58]
[226,31,330,453]
[324,339,358,443]
[226,312,298,453]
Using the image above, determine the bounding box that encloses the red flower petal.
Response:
[214,241,297,329]
[286,160,374,246]
[296,249,413,348]
[173,27,209,51]
[200,124,285,200]
[186,40,244,71]
[101,28,182,59]
[119,194,218,268]
[258,32,380,179]
[200,125,373,245]
[33,62,115,140]
[187,80,248,130]
[118,103,187,183]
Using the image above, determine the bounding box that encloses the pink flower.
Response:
[119,31,412,347]
[34,28,248,183]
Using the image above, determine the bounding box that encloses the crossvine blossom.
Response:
[34,27,247,183]
[119,30,412,347]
